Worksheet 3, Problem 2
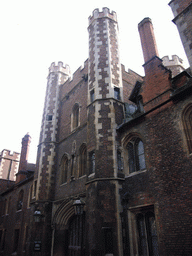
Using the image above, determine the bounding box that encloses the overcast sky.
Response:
[0,0,189,163]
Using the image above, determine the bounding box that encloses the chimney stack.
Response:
[16,133,31,183]
[138,18,159,64]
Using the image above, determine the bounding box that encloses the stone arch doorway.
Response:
[52,199,85,256]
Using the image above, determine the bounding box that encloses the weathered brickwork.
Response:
[0,177,34,256]
[119,94,192,255]
[169,0,192,16]
[37,62,70,201]
[122,65,143,103]
[1,2,192,256]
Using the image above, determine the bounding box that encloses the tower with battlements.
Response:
[36,62,71,201]
[86,8,124,256]
[2,3,192,256]
[0,150,20,181]
[169,0,192,70]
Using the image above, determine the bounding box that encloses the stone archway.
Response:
[52,199,75,256]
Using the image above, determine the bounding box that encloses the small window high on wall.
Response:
[127,137,146,174]
[89,151,95,175]
[72,103,79,130]
[114,87,120,100]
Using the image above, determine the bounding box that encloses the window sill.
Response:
[60,182,67,187]
[16,209,22,213]
[126,169,147,178]
[88,172,95,178]
[79,174,86,179]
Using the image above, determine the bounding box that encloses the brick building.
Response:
[1,0,192,255]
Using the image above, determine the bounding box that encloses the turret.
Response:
[162,55,185,77]
[86,8,124,256]
[0,150,20,181]
[169,0,192,71]
[36,62,71,201]
[88,7,123,104]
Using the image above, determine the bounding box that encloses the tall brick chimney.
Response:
[138,17,159,64]
[16,133,31,183]
[138,18,172,112]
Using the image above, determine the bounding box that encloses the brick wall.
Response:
[119,93,192,255]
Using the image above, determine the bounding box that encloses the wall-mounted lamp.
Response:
[34,210,43,223]
[73,198,85,215]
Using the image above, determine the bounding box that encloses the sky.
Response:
[0,0,189,163]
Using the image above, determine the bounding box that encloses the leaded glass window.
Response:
[137,212,159,256]
[127,138,146,173]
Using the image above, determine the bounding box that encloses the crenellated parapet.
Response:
[49,61,71,76]
[162,55,185,77]
[0,149,20,160]
[162,55,183,66]
[88,7,117,25]
[0,149,20,181]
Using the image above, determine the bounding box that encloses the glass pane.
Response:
[137,214,148,256]
[137,140,146,171]
[117,150,122,171]
[138,154,146,170]
[128,143,135,173]
[147,213,159,256]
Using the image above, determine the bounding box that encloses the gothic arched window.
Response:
[182,104,192,153]
[79,144,87,177]
[61,155,68,184]
[127,137,146,174]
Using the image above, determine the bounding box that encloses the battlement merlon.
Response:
[49,62,71,77]
[88,7,117,25]
[162,55,184,67]
[0,149,20,160]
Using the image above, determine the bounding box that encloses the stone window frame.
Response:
[182,103,192,154]
[60,154,69,185]
[123,133,146,176]
[1,229,6,252]
[71,103,80,131]
[89,150,95,175]
[127,205,159,256]
[90,89,95,103]
[79,143,87,177]
[114,86,121,100]
[13,228,20,253]
[117,148,123,172]
[7,196,11,215]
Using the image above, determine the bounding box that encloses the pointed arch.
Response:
[123,133,146,175]
[52,199,75,230]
